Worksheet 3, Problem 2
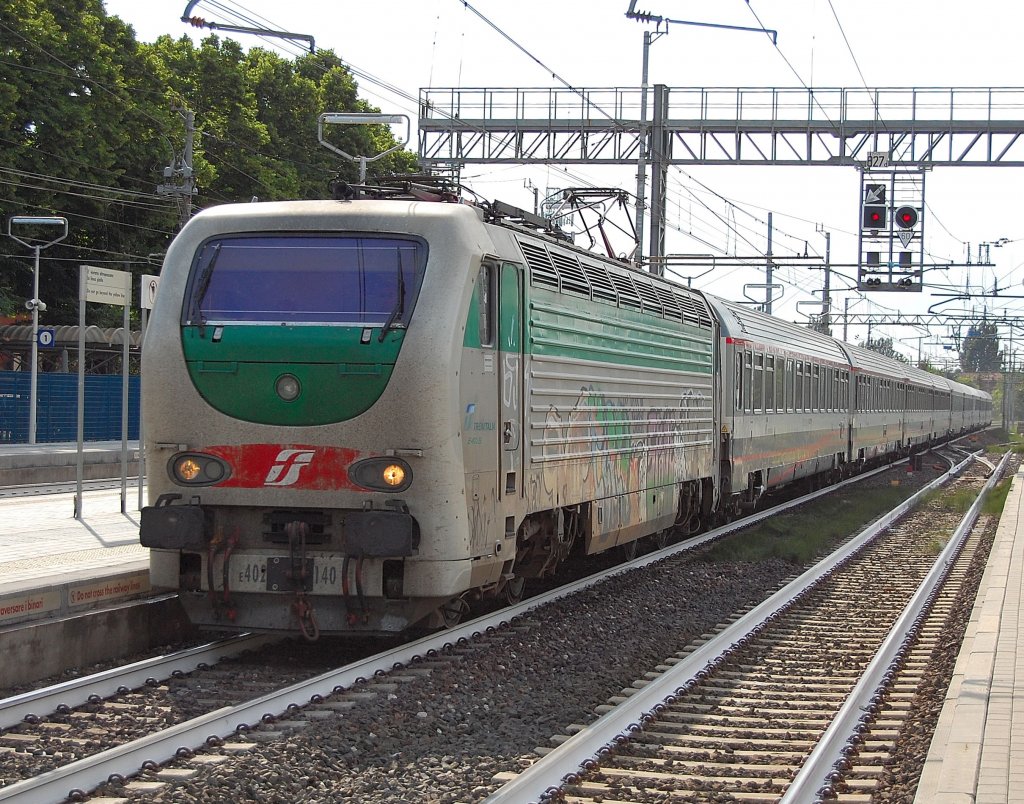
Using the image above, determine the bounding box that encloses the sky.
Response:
[100,0,1024,367]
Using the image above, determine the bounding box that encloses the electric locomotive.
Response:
[141,194,720,637]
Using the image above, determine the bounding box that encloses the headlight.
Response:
[276,373,301,402]
[170,453,229,485]
[349,457,412,492]
[382,464,406,487]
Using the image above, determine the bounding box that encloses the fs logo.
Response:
[263,449,316,486]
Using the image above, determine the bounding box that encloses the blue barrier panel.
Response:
[0,371,139,443]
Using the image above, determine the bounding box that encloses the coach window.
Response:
[765,355,776,411]
[744,350,754,413]
[753,353,764,412]
[786,360,795,411]
[794,361,803,411]
[775,356,785,412]
[812,365,820,411]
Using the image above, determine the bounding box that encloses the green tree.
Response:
[0,0,416,324]
[145,36,417,204]
[959,321,1003,372]
[0,0,180,322]
[863,335,908,362]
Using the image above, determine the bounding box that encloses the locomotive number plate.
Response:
[265,556,313,592]
[226,556,343,594]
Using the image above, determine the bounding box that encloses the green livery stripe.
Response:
[463,285,714,376]
[528,296,713,374]
[183,325,401,425]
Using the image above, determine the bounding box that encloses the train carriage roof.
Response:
[840,341,916,383]
[708,296,850,366]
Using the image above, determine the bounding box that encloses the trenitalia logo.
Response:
[263,449,316,486]
[203,444,363,490]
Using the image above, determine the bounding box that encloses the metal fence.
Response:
[0,371,139,443]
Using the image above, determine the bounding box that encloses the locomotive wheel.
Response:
[439,596,469,629]
[620,539,640,561]
[503,576,526,605]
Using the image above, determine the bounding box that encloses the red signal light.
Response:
[895,206,918,229]
[862,204,886,229]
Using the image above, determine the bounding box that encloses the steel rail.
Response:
[0,634,278,731]
[483,452,976,803]
[781,449,1011,802]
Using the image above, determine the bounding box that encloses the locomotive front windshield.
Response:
[183,234,425,326]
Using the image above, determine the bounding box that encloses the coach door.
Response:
[498,262,524,499]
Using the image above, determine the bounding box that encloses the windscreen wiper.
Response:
[190,243,221,337]
[378,253,407,343]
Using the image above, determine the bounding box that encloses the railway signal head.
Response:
[862,204,886,230]
[895,206,918,229]
[862,184,887,230]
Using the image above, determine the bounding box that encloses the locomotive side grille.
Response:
[516,233,713,329]
[653,284,684,323]
[263,510,331,544]
[674,289,714,328]
[579,259,618,303]
[608,270,643,310]
[549,250,590,297]
[631,273,666,317]
[518,239,559,289]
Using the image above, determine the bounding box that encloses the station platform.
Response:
[0,439,141,486]
[916,463,1024,803]
[0,452,192,689]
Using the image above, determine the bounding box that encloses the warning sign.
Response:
[0,590,60,624]
[82,265,131,307]
[68,573,150,607]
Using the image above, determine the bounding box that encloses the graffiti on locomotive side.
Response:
[503,353,520,411]
[534,383,712,521]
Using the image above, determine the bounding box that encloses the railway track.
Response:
[0,449,997,802]
[486,450,1007,802]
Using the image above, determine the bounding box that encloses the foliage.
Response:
[862,335,908,362]
[0,0,416,324]
[960,320,1003,372]
[983,478,1012,515]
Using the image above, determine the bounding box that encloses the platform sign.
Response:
[76,264,134,520]
[37,327,55,348]
[83,265,131,306]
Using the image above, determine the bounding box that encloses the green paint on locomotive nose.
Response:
[182,325,401,425]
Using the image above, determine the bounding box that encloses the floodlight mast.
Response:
[6,215,69,444]
[318,113,411,183]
